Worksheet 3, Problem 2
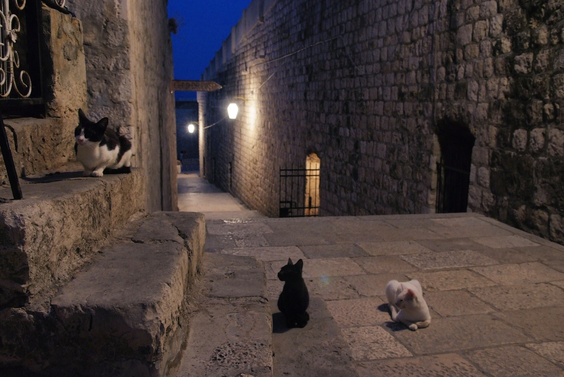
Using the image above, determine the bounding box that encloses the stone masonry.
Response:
[199,0,564,244]
[66,0,177,212]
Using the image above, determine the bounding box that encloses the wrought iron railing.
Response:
[0,0,71,117]
[279,167,321,217]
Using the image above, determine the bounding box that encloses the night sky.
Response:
[168,0,253,100]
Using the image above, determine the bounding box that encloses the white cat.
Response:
[385,279,431,331]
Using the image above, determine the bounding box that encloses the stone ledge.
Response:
[0,211,206,376]
[0,167,145,311]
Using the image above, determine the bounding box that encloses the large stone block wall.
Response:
[67,0,177,211]
[201,0,564,244]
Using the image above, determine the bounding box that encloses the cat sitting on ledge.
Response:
[74,109,132,177]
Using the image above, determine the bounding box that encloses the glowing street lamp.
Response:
[187,123,196,134]
[227,103,239,119]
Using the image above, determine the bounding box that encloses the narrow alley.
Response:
[176,173,564,377]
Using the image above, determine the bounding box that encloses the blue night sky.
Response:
[168,0,252,99]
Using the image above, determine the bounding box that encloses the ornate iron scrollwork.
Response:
[0,0,32,98]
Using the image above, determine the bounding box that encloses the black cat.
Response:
[277,258,309,328]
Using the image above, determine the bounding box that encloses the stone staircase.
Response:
[0,164,207,376]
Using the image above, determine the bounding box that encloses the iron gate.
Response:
[279,167,320,217]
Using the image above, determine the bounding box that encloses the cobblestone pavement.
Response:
[181,175,564,377]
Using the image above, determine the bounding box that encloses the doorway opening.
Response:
[435,122,475,213]
[304,153,320,216]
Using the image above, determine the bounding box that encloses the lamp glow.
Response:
[227,103,239,119]
[187,123,196,134]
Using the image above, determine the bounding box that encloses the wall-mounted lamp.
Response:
[227,103,239,120]
[187,123,197,134]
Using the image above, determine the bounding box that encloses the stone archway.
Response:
[305,153,321,216]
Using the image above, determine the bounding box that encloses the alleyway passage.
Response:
[177,173,564,377]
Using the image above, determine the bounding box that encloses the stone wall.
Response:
[67,0,177,211]
[200,0,564,244]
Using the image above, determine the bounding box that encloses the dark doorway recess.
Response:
[436,122,475,213]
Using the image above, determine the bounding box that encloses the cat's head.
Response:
[75,109,109,145]
[277,258,304,281]
[395,287,417,309]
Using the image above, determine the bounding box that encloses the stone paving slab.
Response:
[204,213,564,377]
[471,262,564,284]
[355,354,488,377]
[270,297,357,377]
[465,345,564,377]
[177,252,273,377]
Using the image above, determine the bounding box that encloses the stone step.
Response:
[177,252,273,377]
[0,211,205,376]
[0,166,145,312]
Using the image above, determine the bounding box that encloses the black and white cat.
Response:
[74,109,132,177]
[277,258,310,328]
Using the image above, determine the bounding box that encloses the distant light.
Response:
[227,103,239,119]
[187,123,196,134]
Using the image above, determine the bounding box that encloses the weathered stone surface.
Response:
[354,255,418,274]
[177,253,272,377]
[411,270,497,293]
[357,240,433,256]
[470,283,564,311]
[494,307,564,342]
[300,243,369,259]
[221,245,306,261]
[393,315,530,355]
[526,341,564,368]
[466,345,564,377]
[326,298,388,327]
[355,354,488,377]
[0,168,144,311]
[0,211,206,376]
[471,262,564,285]
[342,326,412,361]
[401,250,498,270]
[271,297,357,377]
[202,211,564,376]
[425,290,494,317]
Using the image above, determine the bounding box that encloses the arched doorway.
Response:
[436,122,475,213]
[305,153,321,216]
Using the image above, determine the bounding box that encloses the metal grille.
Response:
[279,167,320,217]
[0,0,44,116]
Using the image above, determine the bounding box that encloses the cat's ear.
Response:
[287,258,293,265]
[406,289,416,299]
[97,117,109,130]
[295,259,303,271]
[78,108,87,121]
